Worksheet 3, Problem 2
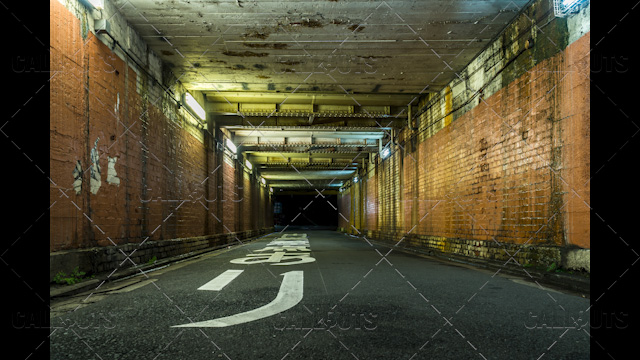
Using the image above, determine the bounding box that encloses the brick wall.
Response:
[338,30,590,270]
[365,175,377,231]
[338,191,351,231]
[50,1,273,259]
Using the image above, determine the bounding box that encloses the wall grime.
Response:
[338,2,590,272]
[50,1,273,279]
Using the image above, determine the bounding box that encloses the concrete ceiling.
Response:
[114,0,531,191]
[114,0,529,94]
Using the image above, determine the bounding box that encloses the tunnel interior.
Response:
[49,0,591,279]
[273,194,339,229]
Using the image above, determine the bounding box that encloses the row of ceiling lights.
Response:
[185,90,394,194]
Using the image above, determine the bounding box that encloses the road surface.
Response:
[50,230,590,359]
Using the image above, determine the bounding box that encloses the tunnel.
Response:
[42,0,598,358]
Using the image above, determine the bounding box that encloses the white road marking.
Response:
[172,271,303,328]
[197,270,244,291]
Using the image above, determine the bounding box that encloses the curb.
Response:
[350,235,590,298]
[50,232,275,299]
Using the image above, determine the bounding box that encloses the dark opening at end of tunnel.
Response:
[273,194,338,230]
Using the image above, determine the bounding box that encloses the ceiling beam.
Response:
[242,145,378,153]
[268,181,344,189]
[261,170,355,180]
[205,92,420,106]
[214,116,406,128]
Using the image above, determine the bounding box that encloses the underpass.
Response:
[50,230,589,359]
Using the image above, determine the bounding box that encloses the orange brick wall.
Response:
[339,32,590,251]
[50,1,273,252]
[364,175,377,231]
[338,192,351,231]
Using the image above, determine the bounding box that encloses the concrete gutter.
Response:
[50,232,275,299]
[353,235,590,299]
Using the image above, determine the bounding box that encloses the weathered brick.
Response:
[338,32,590,267]
[50,1,273,255]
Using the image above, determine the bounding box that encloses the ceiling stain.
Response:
[253,64,267,70]
[278,60,301,66]
[243,43,289,50]
[303,19,323,28]
[161,50,174,56]
[348,24,364,33]
[243,31,270,40]
[222,50,269,57]
[243,43,270,48]
[358,55,392,59]
[289,19,323,28]
[258,75,271,79]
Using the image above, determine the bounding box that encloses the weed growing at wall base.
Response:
[53,267,93,285]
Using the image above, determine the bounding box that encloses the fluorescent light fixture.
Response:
[380,147,391,159]
[261,177,266,185]
[184,92,206,120]
[88,0,104,9]
[269,187,273,193]
[245,159,253,170]
[225,139,237,153]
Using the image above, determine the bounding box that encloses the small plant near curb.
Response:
[544,262,576,275]
[53,267,92,285]
[147,256,157,265]
[546,262,557,272]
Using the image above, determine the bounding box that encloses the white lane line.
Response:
[198,270,244,291]
[173,271,303,328]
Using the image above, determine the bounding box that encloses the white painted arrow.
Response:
[172,271,303,328]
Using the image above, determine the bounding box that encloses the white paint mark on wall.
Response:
[90,137,101,194]
[106,157,120,186]
[73,160,82,195]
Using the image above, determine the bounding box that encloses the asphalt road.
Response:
[50,230,590,359]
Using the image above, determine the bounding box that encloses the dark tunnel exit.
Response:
[273,194,338,230]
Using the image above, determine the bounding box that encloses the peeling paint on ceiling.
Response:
[113,0,530,94]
